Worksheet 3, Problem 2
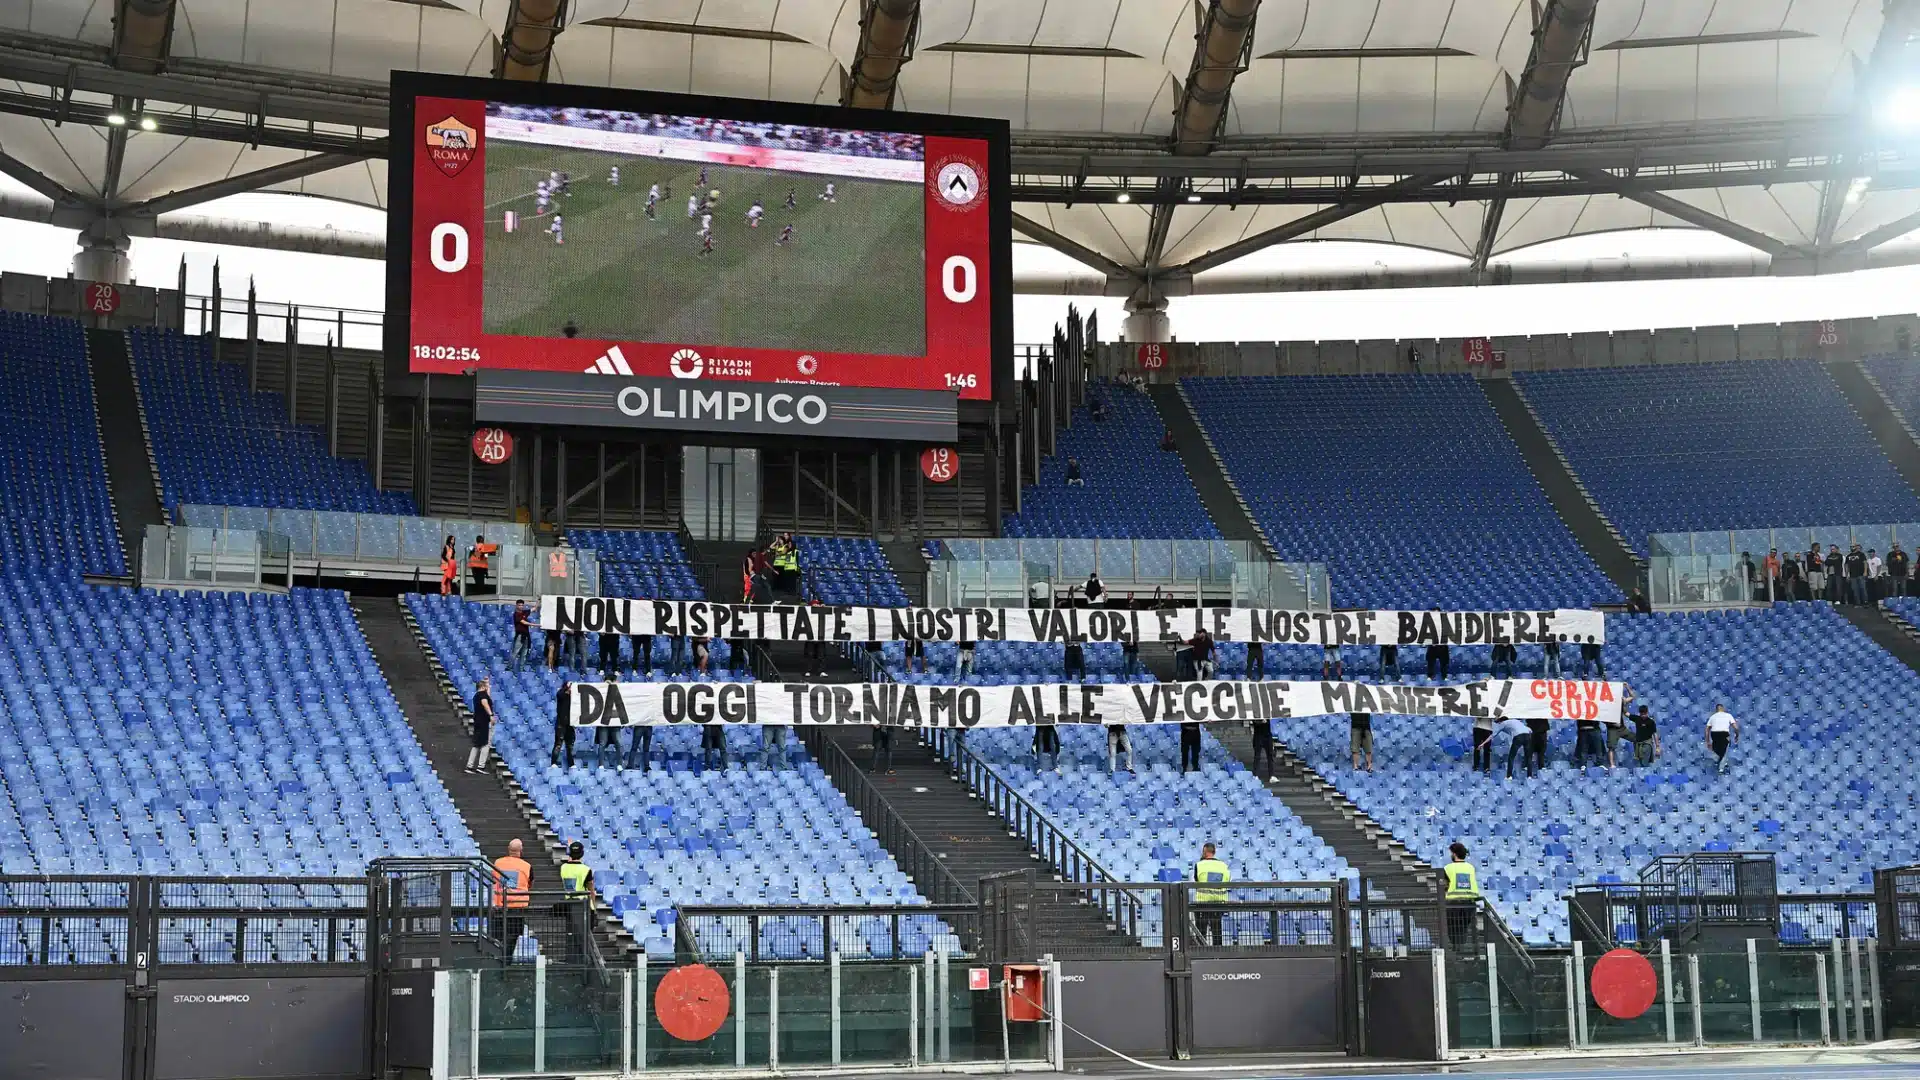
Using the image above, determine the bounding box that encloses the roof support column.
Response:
[842,0,921,109]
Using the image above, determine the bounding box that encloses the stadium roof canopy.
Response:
[5,0,1920,300]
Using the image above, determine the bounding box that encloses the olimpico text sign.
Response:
[474,369,959,442]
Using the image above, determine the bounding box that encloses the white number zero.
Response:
[941,255,977,303]
[429,223,469,273]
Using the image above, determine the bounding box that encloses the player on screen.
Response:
[536,184,551,215]
[549,214,564,245]
[784,188,797,210]
[699,213,712,238]
[644,196,657,221]
[609,166,620,187]
[559,171,572,196]
[649,182,660,202]
[776,224,795,246]
[700,232,715,257]
[687,194,700,219]
[746,200,764,228]
[820,182,836,203]
[699,164,709,188]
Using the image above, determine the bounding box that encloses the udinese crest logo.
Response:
[669,348,705,379]
[930,155,985,212]
[796,354,820,376]
[425,115,478,177]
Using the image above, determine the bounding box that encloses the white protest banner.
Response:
[539,597,1605,647]
[569,678,1625,728]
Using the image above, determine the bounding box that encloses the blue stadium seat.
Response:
[0,312,124,577]
[1004,381,1219,539]
[128,327,412,515]
[797,537,909,606]
[566,529,704,600]
[1183,373,1616,608]
[1516,361,1920,556]
[0,578,474,878]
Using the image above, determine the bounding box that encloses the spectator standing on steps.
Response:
[1189,628,1216,680]
[701,724,729,770]
[1524,716,1549,778]
[1350,712,1373,772]
[1063,639,1086,681]
[1064,457,1085,486]
[1891,543,1912,598]
[1249,717,1275,782]
[1106,724,1135,774]
[509,600,532,672]
[632,631,653,677]
[1498,716,1529,780]
[1706,703,1738,773]
[1245,640,1264,681]
[1032,724,1060,772]
[1179,721,1203,773]
[598,630,621,679]
[1470,712,1494,774]
[466,677,495,774]
[626,713,654,772]
[1426,642,1450,681]
[1632,705,1660,766]
[550,679,574,767]
[1378,642,1399,680]
[1541,635,1561,678]
[1847,543,1869,605]
[594,673,622,766]
[871,724,895,774]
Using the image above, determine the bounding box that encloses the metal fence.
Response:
[0,874,367,975]
[673,905,976,963]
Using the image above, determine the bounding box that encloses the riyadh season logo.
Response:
[796,354,820,376]
[930,155,985,212]
[667,347,751,380]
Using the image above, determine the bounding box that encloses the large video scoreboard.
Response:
[386,71,1011,415]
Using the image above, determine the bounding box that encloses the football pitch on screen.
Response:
[481,142,928,358]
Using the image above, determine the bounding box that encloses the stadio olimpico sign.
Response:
[474,370,958,441]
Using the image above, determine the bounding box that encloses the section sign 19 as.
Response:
[471,426,514,464]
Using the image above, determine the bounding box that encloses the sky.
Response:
[3,177,1918,347]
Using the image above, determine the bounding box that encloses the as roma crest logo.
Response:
[425,115,478,177]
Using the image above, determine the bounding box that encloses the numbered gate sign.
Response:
[920,446,958,483]
[86,282,120,315]
[1136,342,1166,370]
[1463,337,1491,365]
[471,427,514,465]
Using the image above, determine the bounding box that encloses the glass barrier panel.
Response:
[228,506,270,532]
[358,517,402,559]
[1445,951,1494,1050]
[838,962,916,1065]
[313,512,358,557]
[1857,525,1894,553]
[1580,950,1670,1046]
[1695,950,1756,1043]
[181,505,221,528]
[980,539,1018,562]
[946,539,985,561]
[1173,540,1211,582]
[1757,950,1828,1043]
[1135,540,1173,580]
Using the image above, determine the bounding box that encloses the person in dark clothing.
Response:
[626,720,653,772]
[903,637,927,674]
[550,680,574,767]
[1350,712,1373,771]
[598,631,621,678]
[1892,543,1912,598]
[1631,705,1660,766]
[700,724,728,770]
[1470,715,1494,774]
[1248,718,1274,781]
[1805,546,1826,602]
[544,622,561,669]
[728,637,750,674]
[1245,640,1264,681]
[1572,713,1607,770]
[510,600,533,672]
[1083,572,1105,606]
[466,677,495,774]
[1063,640,1086,681]
[1577,636,1603,679]
[1032,725,1060,771]
[1121,637,1140,678]
[1780,553,1802,602]
[1828,544,1847,602]
[565,627,586,673]
[1064,457,1085,486]
[1488,641,1515,679]
[1542,635,1562,677]
[1179,721,1203,773]
[1378,643,1399,680]
[1626,589,1652,615]
[1587,635,1605,679]
[1160,429,1176,452]
[632,632,653,676]
[1525,717,1549,777]
[1189,629,1216,679]
[1426,643,1450,680]
[872,725,895,774]
[593,673,622,766]
[1846,543,1869,605]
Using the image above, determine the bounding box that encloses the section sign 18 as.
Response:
[388,72,1011,402]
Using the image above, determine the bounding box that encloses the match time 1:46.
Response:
[943,373,979,390]
[414,345,483,362]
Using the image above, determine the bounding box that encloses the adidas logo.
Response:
[584,346,633,376]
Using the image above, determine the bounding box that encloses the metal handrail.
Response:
[923,729,1146,935]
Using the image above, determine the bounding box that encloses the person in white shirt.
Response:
[1705,704,1738,773]
[1869,548,1886,602]
[687,194,701,219]
[1496,716,1530,780]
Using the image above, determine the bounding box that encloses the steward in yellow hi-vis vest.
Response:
[1442,841,1480,899]
[1192,843,1231,946]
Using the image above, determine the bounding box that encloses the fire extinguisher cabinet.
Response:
[1002,964,1047,1022]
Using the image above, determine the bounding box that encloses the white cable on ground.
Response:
[1007,986,1325,1073]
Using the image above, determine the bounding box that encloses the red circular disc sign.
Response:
[655,964,730,1042]
[920,446,957,483]
[471,427,514,465]
[86,282,120,315]
[1590,947,1658,1019]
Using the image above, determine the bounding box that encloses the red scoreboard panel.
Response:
[387,72,1011,403]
